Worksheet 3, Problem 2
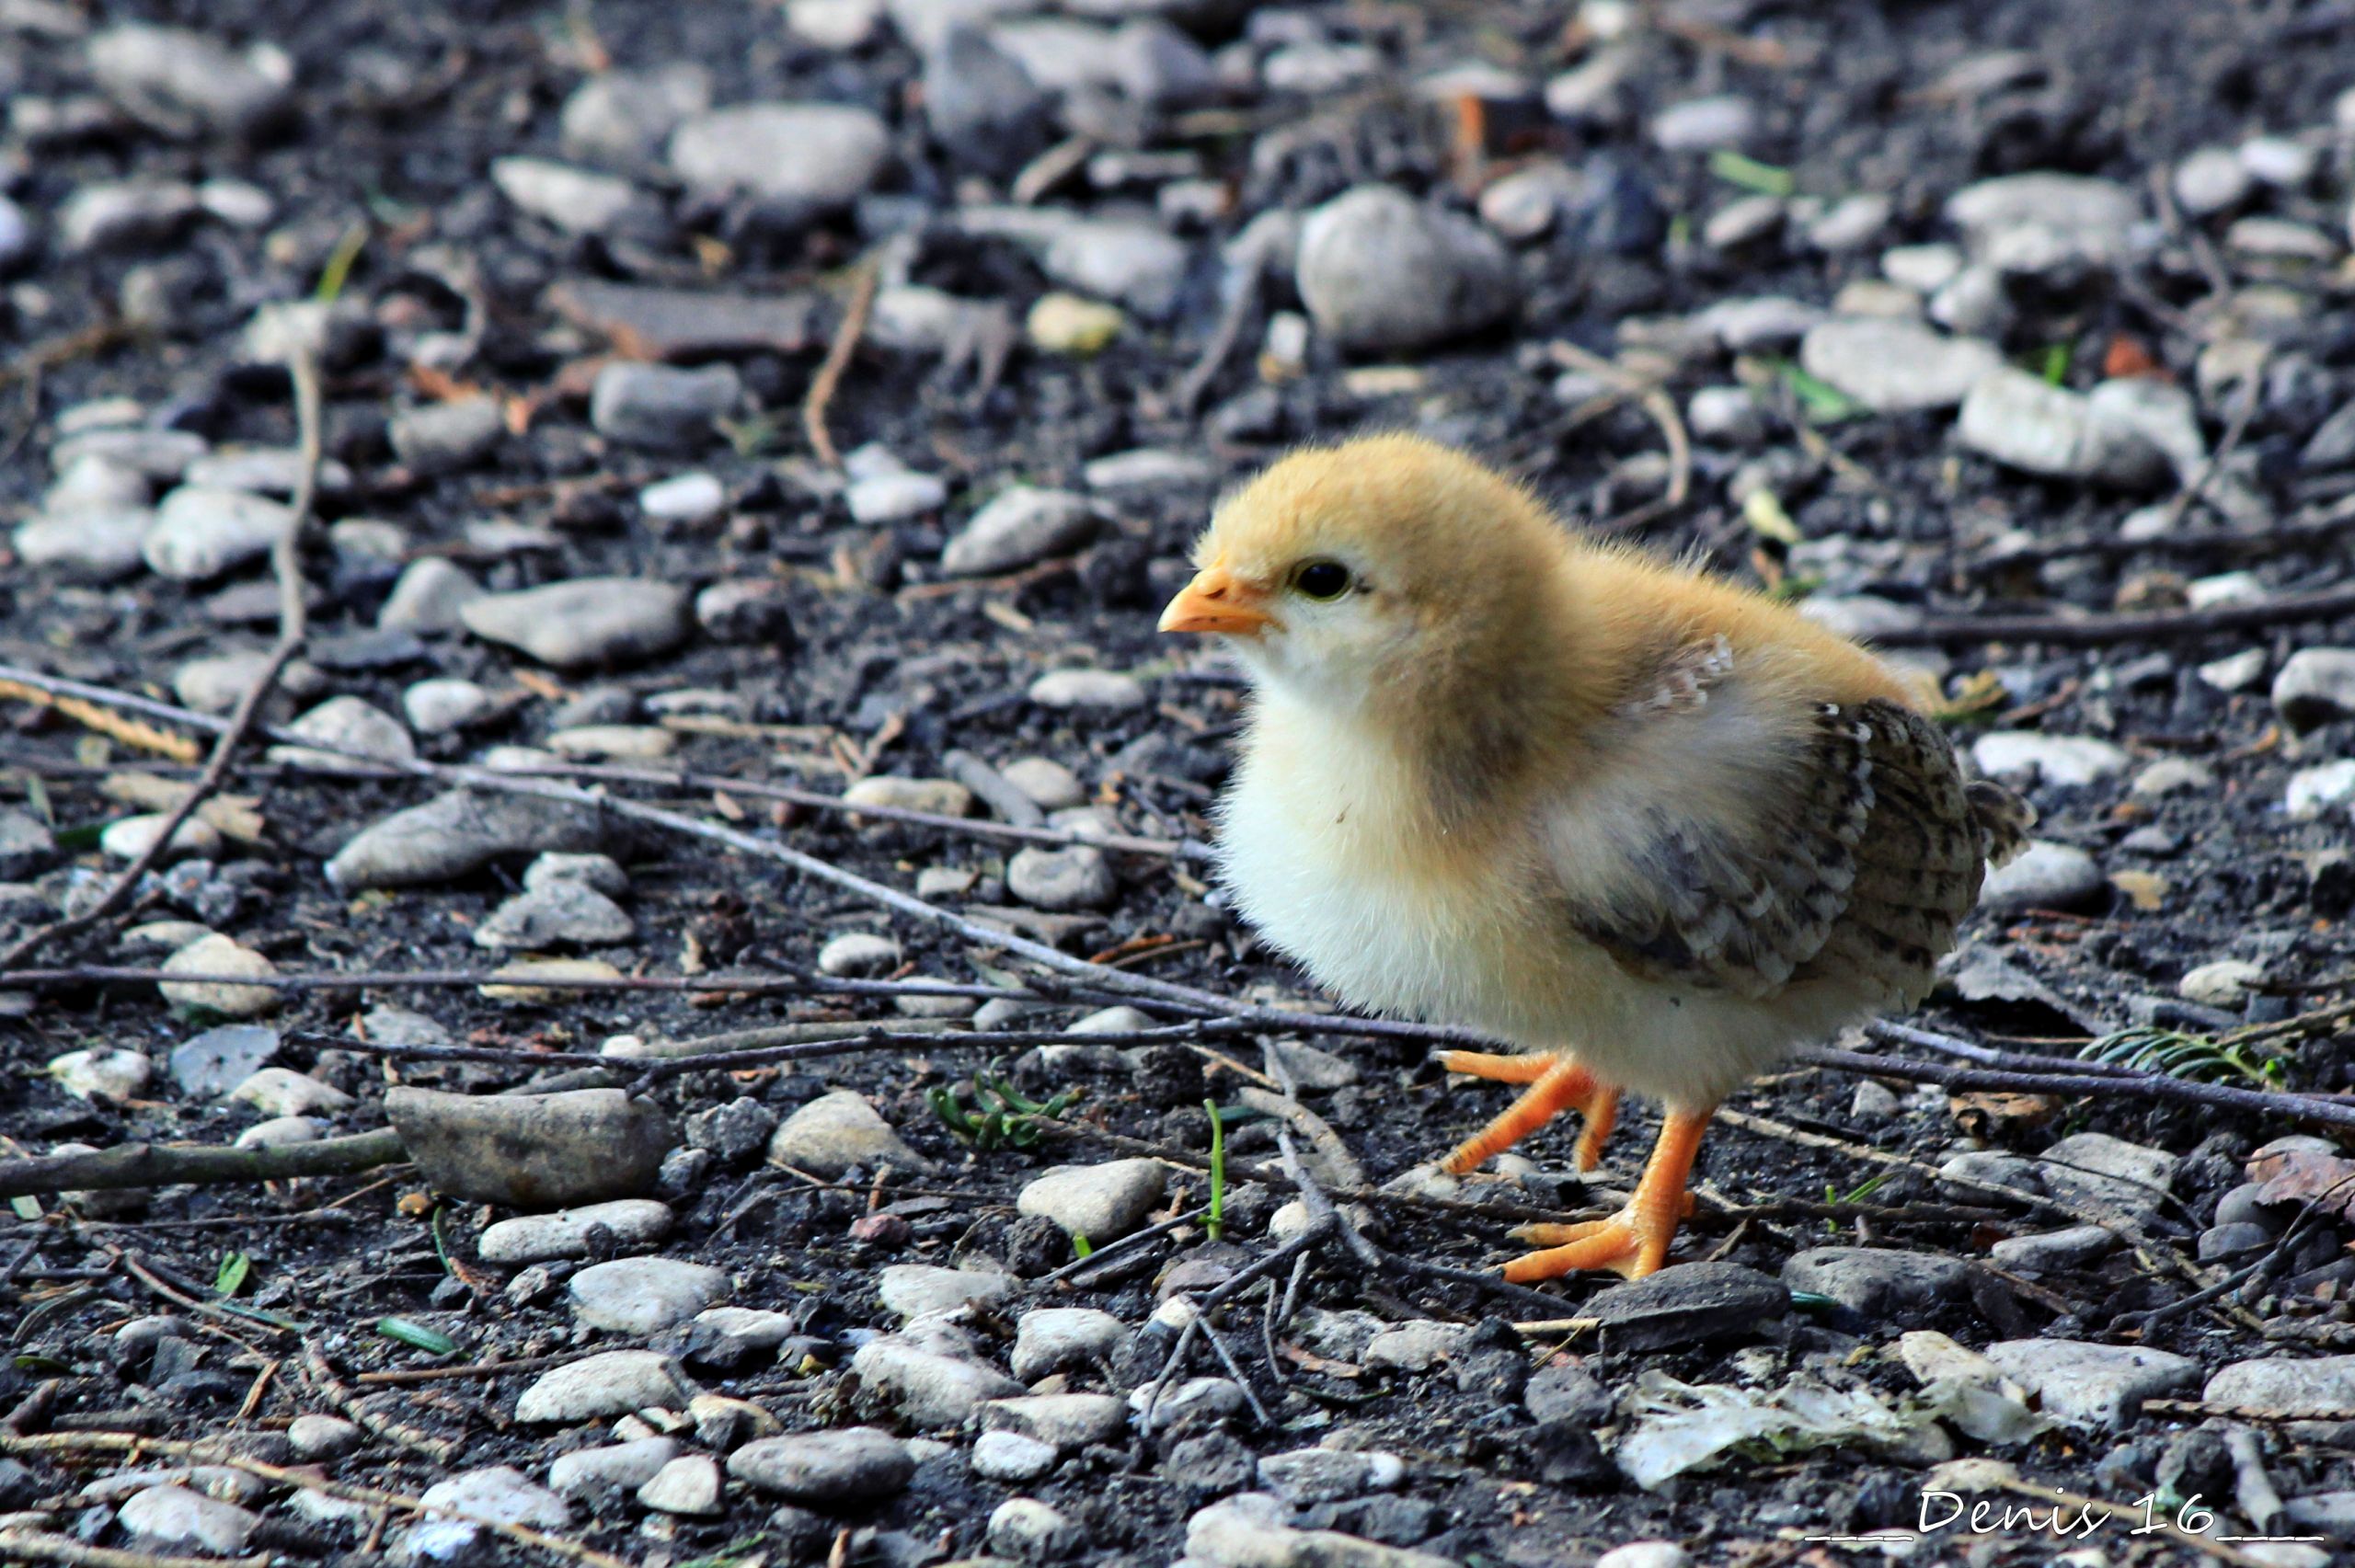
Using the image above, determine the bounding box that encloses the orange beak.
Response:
[1158,565,1275,636]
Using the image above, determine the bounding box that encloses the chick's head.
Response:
[1160,433,1573,715]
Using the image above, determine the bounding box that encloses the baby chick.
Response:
[1160,435,2029,1281]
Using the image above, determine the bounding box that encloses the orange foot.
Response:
[1439,1050,1622,1174]
[1499,1105,1714,1281]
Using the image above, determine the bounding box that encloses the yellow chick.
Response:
[1158,434,2030,1281]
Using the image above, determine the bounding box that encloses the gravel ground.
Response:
[9,2,2355,1564]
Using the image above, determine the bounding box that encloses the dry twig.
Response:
[803,255,879,469]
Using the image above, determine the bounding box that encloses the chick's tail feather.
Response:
[1965,779,2036,869]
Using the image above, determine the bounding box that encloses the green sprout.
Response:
[1205,1098,1227,1242]
[1708,150,1797,198]
[2079,1025,2286,1087]
[927,1067,1078,1150]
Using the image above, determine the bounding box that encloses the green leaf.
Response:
[2039,343,2071,385]
[1742,487,1802,545]
[53,818,122,852]
[14,1354,72,1374]
[314,222,369,303]
[376,1317,458,1356]
[1787,1290,1840,1312]
[1708,150,1796,199]
[214,1252,251,1297]
[1204,1097,1226,1243]
[1775,360,1866,425]
[1071,1233,1093,1258]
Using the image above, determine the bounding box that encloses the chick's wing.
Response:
[1548,660,1996,1008]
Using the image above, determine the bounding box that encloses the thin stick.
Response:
[803,255,879,469]
[0,343,318,971]
[1802,1043,2355,1134]
[1871,581,2355,648]
[0,1534,270,1568]
[0,1129,407,1201]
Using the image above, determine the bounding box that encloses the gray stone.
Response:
[1007,844,1116,910]
[769,1089,930,1177]
[1010,1307,1126,1381]
[925,25,1050,177]
[378,559,486,634]
[228,1068,351,1116]
[158,935,281,1019]
[638,471,726,524]
[570,1257,729,1334]
[1043,221,1191,321]
[52,426,208,480]
[412,1466,570,1563]
[1702,193,1783,249]
[853,1336,1025,1426]
[2289,761,2355,818]
[1957,369,2171,488]
[2180,958,2265,1007]
[515,1349,693,1423]
[729,1427,913,1505]
[1017,1159,1166,1241]
[1945,173,2142,278]
[1699,295,1824,352]
[989,1497,1082,1562]
[696,578,798,644]
[2205,1354,2355,1413]
[879,1263,1017,1320]
[1977,841,2105,915]
[491,157,658,238]
[167,1024,278,1098]
[389,397,503,475]
[143,486,295,580]
[287,1414,362,1460]
[403,679,493,736]
[60,180,203,251]
[973,1430,1059,1483]
[100,810,221,863]
[2131,757,2214,798]
[0,809,57,878]
[2035,1131,2177,1221]
[13,507,155,580]
[1651,94,1755,151]
[561,64,712,166]
[1296,185,1517,355]
[387,1086,674,1207]
[2282,1493,2355,1544]
[1971,732,2130,788]
[86,25,289,139]
[461,577,691,669]
[1258,1448,1404,1505]
[638,1453,723,1516]
[1781,1247,1967,1315]
[668,103,890,212]
[1028,669,1145,711]
[473,881,635,951]
[686,1098,780,1163]
[1982,1338,2198,1429]
[550,1437,680,1499]
[1987,1224,2116,1274]
[1185,1496,1458,1568]
[942,487,1098,576]
[47,1047,155,1102]
[526,853,629,896]
[1797,318,2003,413]
[983,1392,1130,1448]
[117,1483,258,1555]
[2273,649,2355,734]
[478,1199,675,1264]
[1363,1321,1471,1373]
[1809,193,1891,252]
[2173,147,2252,217]
[847,470,949,524]
[0,193,31,272]
[589,362,741,452]
[2198,1221,2271,1263]
[819,933,901,976]
[1583,1262,1787,1352]
[269,696,416,773]
[327,789,615,890]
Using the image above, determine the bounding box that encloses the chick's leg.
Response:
[1439,1051,1621,1173]
[1499,1104,1714,1282]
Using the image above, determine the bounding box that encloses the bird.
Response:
[1156,433,2031,1282]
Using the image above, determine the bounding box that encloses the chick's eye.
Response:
[1292,560,1351,601]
